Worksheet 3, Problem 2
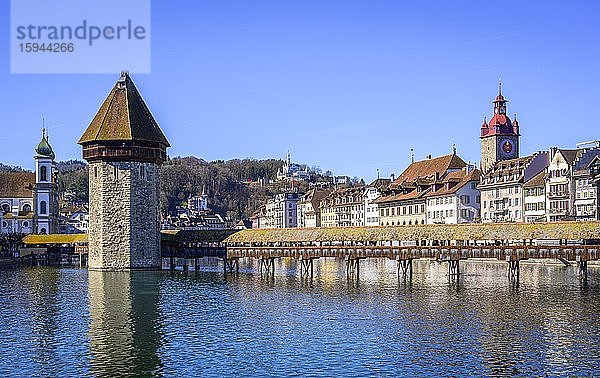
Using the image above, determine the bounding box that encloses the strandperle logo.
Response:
[15,20,147,46]
[11,0,151,74]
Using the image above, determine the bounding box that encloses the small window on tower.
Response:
[40,166,47,182]
[140,166,145,180]
[114,165,118,180]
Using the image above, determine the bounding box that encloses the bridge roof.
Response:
[161,229,239,243]
[23,234,88,245]
[224,222,600,244]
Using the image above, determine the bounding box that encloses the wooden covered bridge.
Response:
[20,222,600,281]
[222,222,600,281]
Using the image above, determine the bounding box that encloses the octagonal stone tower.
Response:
[79,72,170,270]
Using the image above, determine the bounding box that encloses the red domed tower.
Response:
[480,81,520,172]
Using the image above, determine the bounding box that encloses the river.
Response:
[0,259,598,377]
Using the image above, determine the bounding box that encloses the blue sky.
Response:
[1,0,599,181]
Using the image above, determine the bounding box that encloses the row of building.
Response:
[252,84,600,229]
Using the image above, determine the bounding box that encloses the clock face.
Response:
[501,139,514,156]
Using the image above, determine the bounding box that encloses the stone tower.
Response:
[480,81,520,172]
[79,72,170,270]
[33,128,58,234]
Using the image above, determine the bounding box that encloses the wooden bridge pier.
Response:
[397,258,413,280]
[577,254,589,280]
[223,257,240,274]
[345,257,364,277]
[447,259,460,282]
[506,257,520,282]
[299,255,317,278]
[259,257,276,275]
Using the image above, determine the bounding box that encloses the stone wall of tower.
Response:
[88,161,161,270]
[481,137,497,173]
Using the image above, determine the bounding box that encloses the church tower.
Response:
[78,72,170,270]
[33,129,58,234]
[480,81,520,172]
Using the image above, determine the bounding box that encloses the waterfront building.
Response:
[297,188,332,228]
[479,152,547,223]
[277,152,310,181]
[363,178,390,227]
[523,171,546,222]
[548,145,600,222]
[0,130,59,235]
[480,82,520,173]
[545,148,582,222]
[319,186,366,227]
[264,193,302,228]
[376,153,466,226]
[79,71,170,270]
[425,166,481,224]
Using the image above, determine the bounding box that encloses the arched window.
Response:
[40,228,47,235]
[1,204,9,213]
[22,204,31,213]
[40,201,47,214]
[40,166,47,182]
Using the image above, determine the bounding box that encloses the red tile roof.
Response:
[390,153,466,190]
[424,169,481,198]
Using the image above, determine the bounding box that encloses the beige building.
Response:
[523,171,546,222]
[545,148,581,222]
[320,186,365,228]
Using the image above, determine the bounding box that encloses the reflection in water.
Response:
[0,260,599,376]
[88,271,162,377]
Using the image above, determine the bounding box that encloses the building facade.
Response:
[425,167,480,224]
[363,178,390,227]
[523,171,546,222]
[264,193,301,228]
[297,188,332,228]
[320,186,366,228]
[79,72,170,270]
[376,153,466,226]
[480,153,548,223]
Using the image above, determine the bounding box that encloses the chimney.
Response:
[427,154,432,159]
[390,173,395,181]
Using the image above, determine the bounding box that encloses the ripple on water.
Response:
[0,260,599,377]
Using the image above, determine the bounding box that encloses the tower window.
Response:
[1,204,9,213]
[40,166,47,182]
[40,201,47,215]
[22,204,31,213]
[114,165,118,180]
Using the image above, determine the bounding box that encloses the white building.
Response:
[297,188,332,228]
[363,178,390,227]
[425,166,480,224]
[265,193,302,228]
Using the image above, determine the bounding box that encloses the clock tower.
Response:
[480,81,520,172]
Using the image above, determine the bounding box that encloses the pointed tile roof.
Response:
[78,72,170,146]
